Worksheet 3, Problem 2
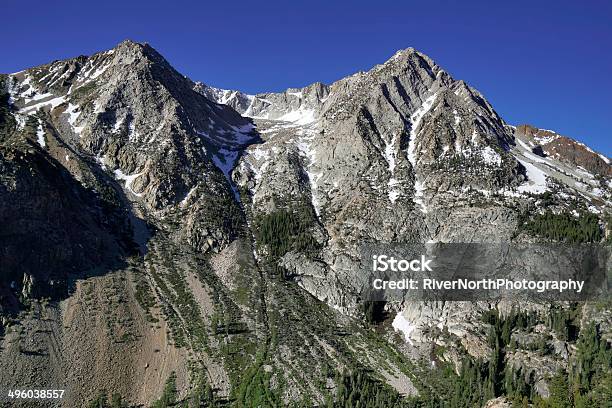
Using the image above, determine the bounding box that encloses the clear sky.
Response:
[2,0,610,154]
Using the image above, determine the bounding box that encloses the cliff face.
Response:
[0,41,609,407]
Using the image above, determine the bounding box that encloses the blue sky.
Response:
[2,0,610,154]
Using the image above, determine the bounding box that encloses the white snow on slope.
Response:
[481,146,502,166]
[196,124,256,202]
[113,115,125,133]
[413,181,427,211]
[392,312,416,346]
[76,56,111,83]
[212,148,239,177]
[20,94,67,115]
[128,120,139,141]
[407,93,437,211]
[36,119,46,147]
[95,154,107,170]
[207,85,317,126]
[516,158,548,194]
[453,109,461,125]
[180,186,198,207]
[296,128,322,216]
[533,131,560,145]
[277,107,316,125]
[511,136,552,194]
[66,103,84,136]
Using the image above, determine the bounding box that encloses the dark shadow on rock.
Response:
[0,137,152,316]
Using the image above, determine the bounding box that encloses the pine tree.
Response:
[547,370,570,408]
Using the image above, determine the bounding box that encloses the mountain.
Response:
[1,41,610,407]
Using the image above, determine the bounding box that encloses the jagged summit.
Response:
[4,38,255,255]
[380,46,441,72]
[196,46,609,215]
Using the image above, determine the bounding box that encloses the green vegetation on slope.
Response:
[331,367,405,408]
[520,211,603,243]
[151,372,178,408]
[254,205,321,278]
[87,391,128,408]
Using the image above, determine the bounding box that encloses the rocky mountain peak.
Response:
[380,46,440,75]
[5,40,256,254]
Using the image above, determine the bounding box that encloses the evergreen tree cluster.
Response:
[313,308,609,407]
[546,305,580,342]
[571,322,612,406]
[331,367,405,408]
[423,309,548,407]
[255,205,320,278]
[530,322,611,408]
[83,306,609,407]
[521,211,602,243]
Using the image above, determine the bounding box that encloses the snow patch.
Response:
[392,312,416,346]
[204,124,256,201]
[453,109,461,125]
[413,181,427,213]
[128,120,139,141]
[516,158,548,194]
[471,129,479,146]
[277,108,316,125]
[407,93,437,211]
[20,94,67,114]
[481,146,501,166]
[212,149,239,178]
[296,129,322,216]
[587,205,601,214]
[36,119,46,147]
[113,116,125,133]
[66,103,84,136]
[407,93,437,167]
[93,100,105,114]
[384,131,401,203]
[251,146,270,161]
[95,154,107,170]
[534,131,560,145]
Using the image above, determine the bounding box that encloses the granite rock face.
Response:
[199,47,610,311]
